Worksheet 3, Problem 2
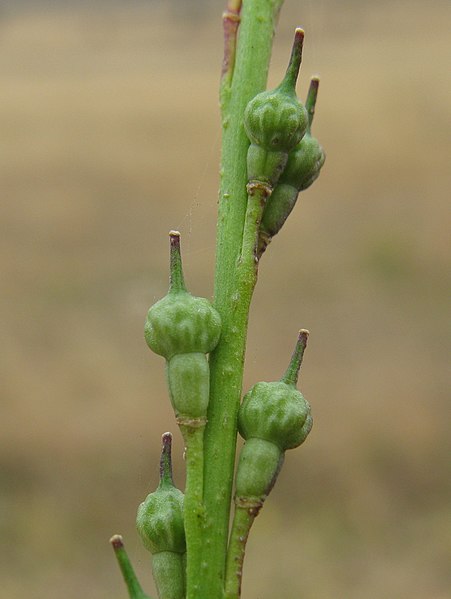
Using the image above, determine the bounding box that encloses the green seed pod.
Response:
[144,231,221,422]
[136,433,185,555]
[166,352,210,421]
[235,438,284,505]
[151,551,185,599]
[258,78,325,255]
[236,330,313,503]
[276,77,325,194]
[244,29,309,188]
[136,433,185,599]
[145,232,221,360]
[238,380,312,452]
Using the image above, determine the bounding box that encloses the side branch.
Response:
[221,0,242,80]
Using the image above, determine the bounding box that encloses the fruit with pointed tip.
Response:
[244,29,309,188]
[236,331,313,505]
[144,231,221,423]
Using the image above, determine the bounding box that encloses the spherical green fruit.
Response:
[145,292,221,361]
[136,486,185,555]
[259,136,325,241]
[244,90,308,154]
[282,134,325,192]
[244,28,308,156]
[136,433,186,556]
[238,380,312,451]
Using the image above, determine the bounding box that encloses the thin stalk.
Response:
[220,0,243,115]
[305,76,320,133]
[239,186,270,288]
[110,535,153,599]
[180,424,206,599]
[202,0,284,574]
[224,506,258,599]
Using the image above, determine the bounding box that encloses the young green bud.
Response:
[144,231,221,423]
[145,232,221,360]
[236,331,313,503]
[258,78,325,254]
[238,380,312,452]
[244,29,309,188]
[284,77,325,193]
[136,433,185,556]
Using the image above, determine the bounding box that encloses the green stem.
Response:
[110,535,153,599]
[202,1,284,596]
[224,506,258,599]
[180,424,205,599]
[203,0,284,568]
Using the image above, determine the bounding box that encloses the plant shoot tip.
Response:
[109,534,124,549]
[294,27,305,38]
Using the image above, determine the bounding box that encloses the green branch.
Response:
[180,424,206,599]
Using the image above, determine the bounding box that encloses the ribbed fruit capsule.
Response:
[144,231,221,423]
[244,29,309,188]
[136,433,185,599]
[236,330,312,505]
[136,433,185,555]
[259,78,325,255]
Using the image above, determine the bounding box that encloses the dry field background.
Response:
[1,1,450,597]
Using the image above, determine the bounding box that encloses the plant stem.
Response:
[110,535,153,599]
[180,424,206,599]
[201,2,284,596]
[224,505,258,599]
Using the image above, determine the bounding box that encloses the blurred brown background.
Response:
[1,0,450,597]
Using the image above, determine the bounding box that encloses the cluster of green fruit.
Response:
[137,234,312,598]
[112,26,325,599]
[245,28,325,255]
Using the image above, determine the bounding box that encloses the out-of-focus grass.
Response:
[1,2,450,598]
